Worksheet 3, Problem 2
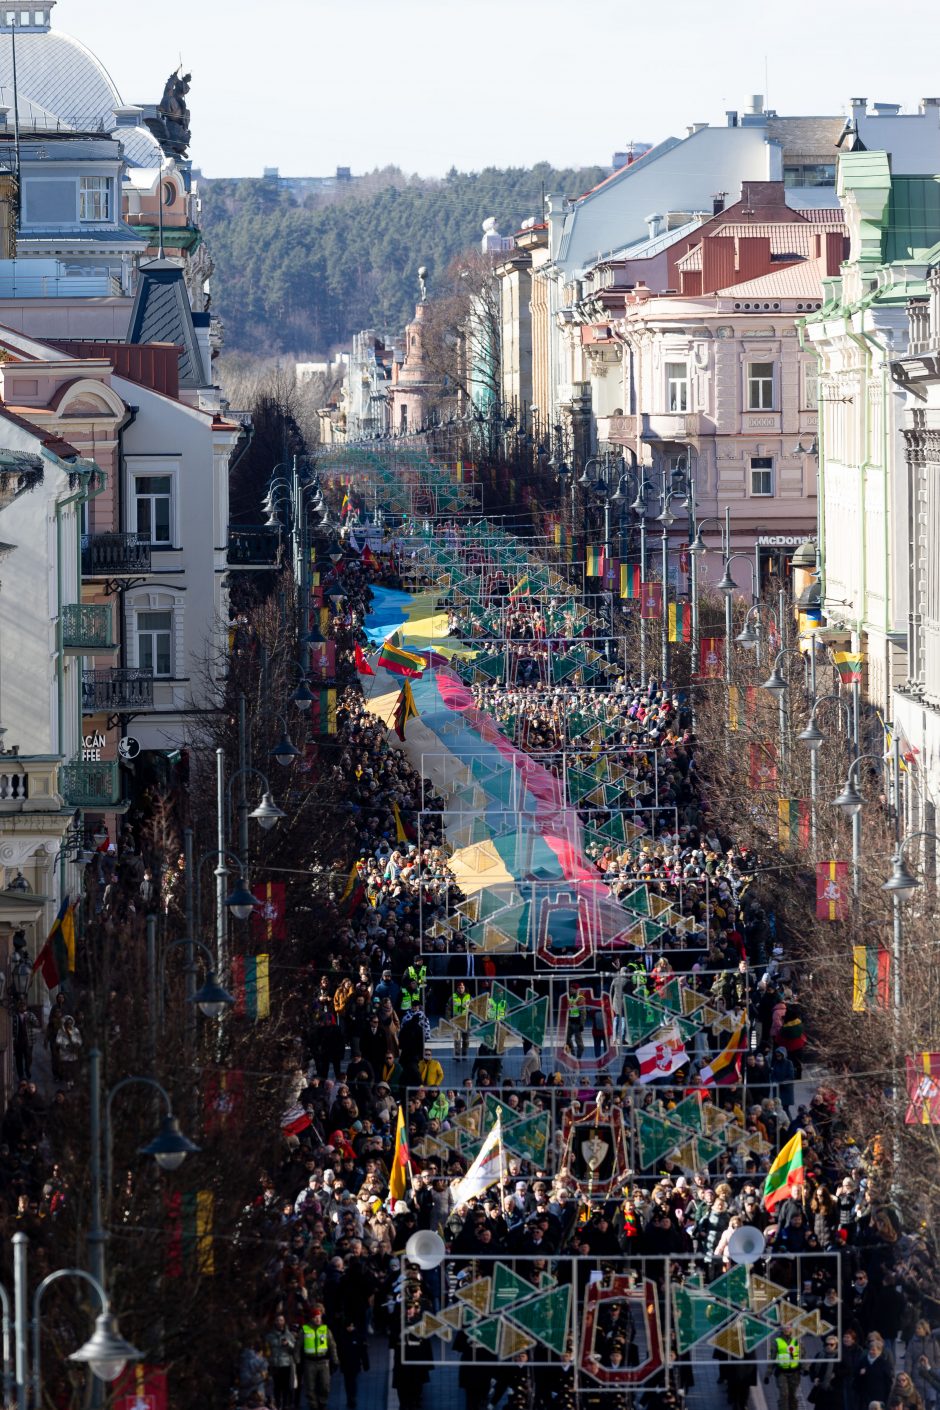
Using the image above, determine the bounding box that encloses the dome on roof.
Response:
[0,13,162,166]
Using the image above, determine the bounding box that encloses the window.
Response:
[134,475,173,544]
[783,163,836,189]
[750,456,774,497]
[79,176,111,222]
[803,363,819,410]
[747,362,775,410]
[137,611,172,677]
[665,362,689,413]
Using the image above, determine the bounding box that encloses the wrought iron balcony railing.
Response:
[82,668,154,713]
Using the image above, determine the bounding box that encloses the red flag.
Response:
[361,545,378,568]
[748,742,778,792]
[113,1365,168,1410]
[640,582,662,620]
[699,637,724,678]
[816,861,849,921]
[355,642,375,676]
[251,882,286,943]
[204,1070,244,1133]
[906,1054,940,1124]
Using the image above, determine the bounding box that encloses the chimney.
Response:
[872,102,901,115]
[726,110,738,128]
[920,97,940,113]
[713,192,727,216]
[850,97,867,112]
[645,213,664,240]
[747,94,764,115]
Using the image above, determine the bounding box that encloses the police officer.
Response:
[300,1303,338,1410]
[770,1320,802,1410]
[448,980,471,1059]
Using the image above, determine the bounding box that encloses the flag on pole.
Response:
[748,742,778,791]
[620,563,641,599]
[509,575,532,598]
[636,1026,688,1083]
[231,955,270,1020]
[378,634,426,678]
[698,637,724,678]
[698,1016,746,1086]
[728,684,757,732]
[640,582,663,619]
[281,1102,313,1137]
[452,1114,503,1205]
[205,1070,245,1132]
[113,1365,168,1410]
[833,651,864,684]
[361,545,379,568]
[251,882,286,943]
[354,642,375,676]
[585,546,606,578]
[763,1131,804,1210]
[392,800,409,845]
[312,687,337,736]
[816,861,849,920]
[165,1189,215,1277]
[852,946,891,1011]
[31,895,76,991]
[905,1053,940,1124]
[388,1105,410,1203]
[667,601,692,643]
[777,798,811,849]
[392,678,420,740]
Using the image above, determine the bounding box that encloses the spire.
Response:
[126,259,206,389]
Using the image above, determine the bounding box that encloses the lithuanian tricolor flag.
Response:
[166,1189,215,1277]
[763,1131,804,1210]
[777,798,811,849]
[667,600,692,643]
[833,652,864,685]
[585,545,606,578]
[378,634,426,679]
[620,563,641,600]
[231,955,270,1020]
[852,946,890,1012]
[388,1105,410,1203]
[508,575,531,598]
[393,678,420,740]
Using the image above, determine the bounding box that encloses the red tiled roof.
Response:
[678,217,845,271]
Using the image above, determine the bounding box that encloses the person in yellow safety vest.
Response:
[300,1303,339,1410]
[448,981,471,1058]
[769,1322,802,1410]
[400,962,426,1013]
[566,989,586,1059]
[486,989,508,1024]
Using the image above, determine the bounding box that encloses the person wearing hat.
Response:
[299,1304,338,1410]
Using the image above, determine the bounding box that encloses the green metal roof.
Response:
[883,176,940,262]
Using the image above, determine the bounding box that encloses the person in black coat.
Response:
[854,1333,895,1409]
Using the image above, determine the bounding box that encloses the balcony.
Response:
[61,759,120,809]
[82,533,152,577]
[60,603,116,654]
[0,755,65,813]
[227,525,280,568]
[82,668,154,714]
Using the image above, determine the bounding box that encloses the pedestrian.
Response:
[811,1334,842,1410]
[11,1000,39,1081]
[855,1334,895,1410]
[298,1305,338,1410]
[264,1315,297,1410]
[566,989,585,1059]
[769,1319,803,1410]
[907,1321,940,1408]
[55,1015,82,1084]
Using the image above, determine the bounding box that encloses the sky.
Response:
[60,0,940,178]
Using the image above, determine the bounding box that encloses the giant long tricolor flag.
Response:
[906,1053,940,1125]
[636,1026,688,1084]
[816,861,849,921]
[378,633,426,679]
[452,1114,503,1205]
[763,1131,804,1210]
[699,1016,746,1086]
[388,1105,410,1203]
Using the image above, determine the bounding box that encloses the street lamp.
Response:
[251,791,285,831]
[271,719,301,768]
[140,1113,200,1171]
[735,610,759,651]
[226,875,258,921]
[761,652,788,696]
[24,1253,141,1406]
[160,936,235,1022]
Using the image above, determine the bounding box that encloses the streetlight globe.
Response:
[194,972,236,1020]
[735,622,758,651]
[831,781,863,817]
[251,791,285,831]
[272,731,301,768]
[69,1312,141,1383]
[226,877,259,920]
[761,668,787,696]
[717,569,736,596]
[292,679,314,712]
[798,721,825,750]
[882,855,920,901]
[140,1113,200,1171]
[657,504,675,526]
[689,532,707,557]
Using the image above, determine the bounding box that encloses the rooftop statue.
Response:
[154,68,191,157]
